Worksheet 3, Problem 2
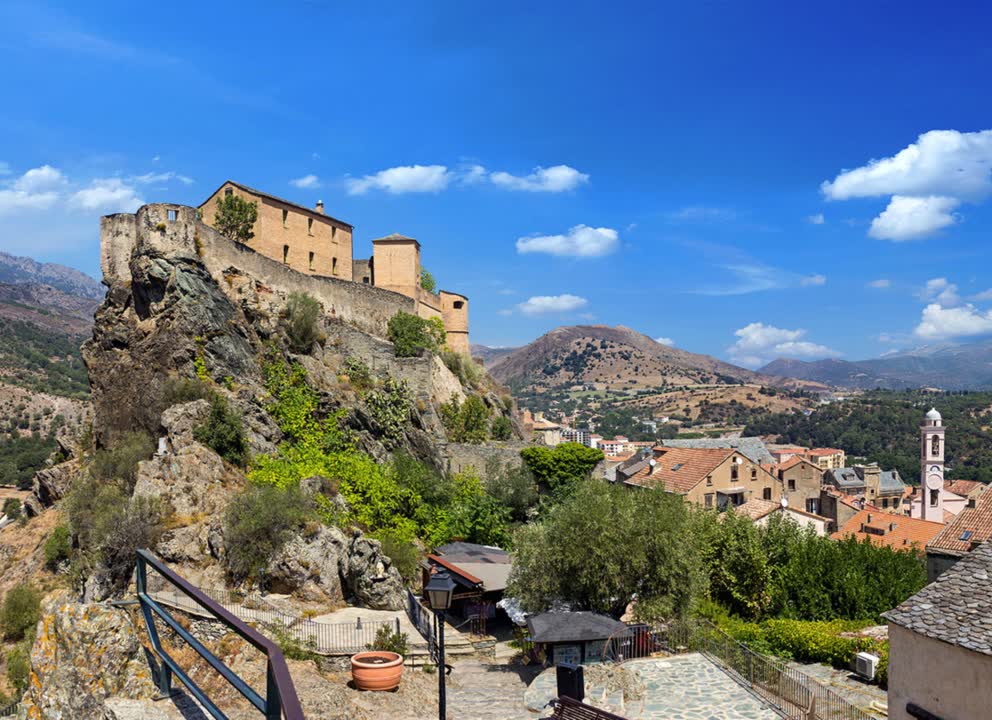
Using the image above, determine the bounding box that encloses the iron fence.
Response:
[0,700,18,717]
[657,620,876,720]
[406,589,440,664]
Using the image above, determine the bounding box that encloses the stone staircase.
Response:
[447,658,543,720]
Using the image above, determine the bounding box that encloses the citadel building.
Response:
[198,181,469,353]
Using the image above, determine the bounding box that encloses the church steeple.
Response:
[921,408,945,521]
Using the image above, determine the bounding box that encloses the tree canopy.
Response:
[213,193,258,244]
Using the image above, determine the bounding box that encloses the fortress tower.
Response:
[921,408,945,522]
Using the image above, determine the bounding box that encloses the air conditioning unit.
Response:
[854,652,879,680]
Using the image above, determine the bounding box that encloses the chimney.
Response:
[315,200,325,215]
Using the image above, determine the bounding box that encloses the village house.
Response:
[733,498,829,535]
[925,488,992,580]
[822,464,907,512]
[884,540,992,720]
[773,456,824,516]
[831,509,944,552]
[805,447,846,470]
[618,446,781,510]
[199,180,470,352]
[422,542,512,636]
[817,487,866,533]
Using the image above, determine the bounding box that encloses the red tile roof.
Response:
[808,448,844,456]
[928,490,992,556]
[946,479,985,497]
[832,509,944,551]
[623,447,735,494]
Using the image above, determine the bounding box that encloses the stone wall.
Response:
[443,441,530,476]
[102,204,417,339]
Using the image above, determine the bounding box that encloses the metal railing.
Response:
[136,549,304,720]
[0,700,18,717]
[149,584,399,655]
[406,589,440,664]
[657,620,875,720]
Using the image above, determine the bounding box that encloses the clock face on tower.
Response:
[926,473,943,490]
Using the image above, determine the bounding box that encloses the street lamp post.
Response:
[425,569,456,720]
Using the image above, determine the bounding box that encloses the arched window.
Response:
[931,434,940,456]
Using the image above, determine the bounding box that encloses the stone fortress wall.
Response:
[101,204,419,340]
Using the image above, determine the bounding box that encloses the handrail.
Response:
[135,549,304,720]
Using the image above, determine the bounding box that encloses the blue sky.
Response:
[2,1,992,368]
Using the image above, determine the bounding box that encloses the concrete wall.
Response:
[887,622,992,720]
[200,182,353,280]
[103,204,416,340]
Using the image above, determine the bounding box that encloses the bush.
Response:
[194,393,249,466]
[161,376,213,407]
[89,431,156,493]
[6,641,30,692]
[344,357,373,391]
[520,442,604,498]
[224,483,312,583]
[376,528,420,581]
[441,350,483,388]
[1,583,41,641]
[368,625,409,655]
[364,378,413,446]
[284,292,321,354]
[490,415,513,440]
[440,394,491,443]
[484,460,538,522]
[100,495,163,591]
[387,311,446,357]
[420,269,437,293]
[2,498,21,521]
[43,524,71,571]
[214,193,258,244]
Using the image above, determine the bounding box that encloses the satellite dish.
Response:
[735,457,743,464]
[780,497,789,508]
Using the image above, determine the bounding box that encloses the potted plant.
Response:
[351,626,408,691]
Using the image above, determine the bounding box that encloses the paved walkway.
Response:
[525,655,780,720]
[447,658,542,720]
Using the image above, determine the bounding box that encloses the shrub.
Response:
[284,292,321,353]
[441,350,483,388]
[376,528,420,581]
[89,431,156,493]
[368,625,409,655]
[6,642,30,692]
[440,394,491,443]
[99,495,163,591]
[420,269,437,293]
[43,524,71,571]
[387,311,446,357]
[1,583,41,641]
[490,415,513,441]
[344,357,373,391]
[224,483,312,583]
[484,460,538,522]
[447,493,512,547]
[194,393,249,466]
[214,193,258,244]
[364,378,412,446]
[520,442,604,498]
[161,376,213,407]
[2,498,21,521]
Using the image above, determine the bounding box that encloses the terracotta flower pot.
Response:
[351,651,404,691]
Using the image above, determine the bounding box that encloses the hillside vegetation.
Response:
[744,390,992,483]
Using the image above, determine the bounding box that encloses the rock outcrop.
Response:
[21,592,157,720]
[267,525,405,610]
[24,460,80,517]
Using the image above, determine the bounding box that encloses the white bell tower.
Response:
[920,407,945,522]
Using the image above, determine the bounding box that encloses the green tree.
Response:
[490,415,513,440]
[3,498,21,521]
[1,583,41,641]
[441,395,491,443]
[448,493,512,547]
[520,442,604,497]
[420,269,437,293]
[484,459,538,522]
[284,292,321,353]
[387,311,446,357]
[43,524,71,571]
[214,193,258,244]
[224,483,312,583]
[507,480,705,618]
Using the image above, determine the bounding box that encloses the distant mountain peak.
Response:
[0,251,103,299]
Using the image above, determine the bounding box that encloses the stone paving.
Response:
[524,654,781,720]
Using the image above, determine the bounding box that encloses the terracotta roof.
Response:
[831,509,944,551]
[928,490,992,556]
[884,540,992,655]
[734,498,781,521]
[778,456,819,472]
[201,180,353,228]
[808,448,844,456]
[622,447,735,493]
[946,479,985,497]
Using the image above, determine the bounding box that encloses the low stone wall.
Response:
[443,441,530,476]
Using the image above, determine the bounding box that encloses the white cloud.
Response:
[516,294,588,315]
[915,303,992,340]
[130,171,194,185]
[807,213,825,225]
[0,165,66,214]
[655,337,675,347]
[822,130,992,201]
[919,278,960,307]
[460,164,488,185]
[14,165,66,193]
[868,195,960,241]
[346,165,452,195]
[867,278,891,289]
[289,174,321,189]
[70,178,144,212]
[727,322,840,368]
[973,288,992,302]
[490,165,588,193]
[800,274,826,287]
[516,225,619,258]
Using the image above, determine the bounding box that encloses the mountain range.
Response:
[0,251,104,300]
